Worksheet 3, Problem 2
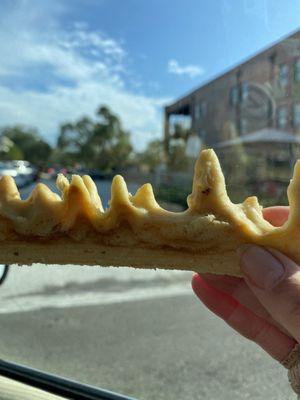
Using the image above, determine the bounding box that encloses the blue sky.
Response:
[0,0,299,150]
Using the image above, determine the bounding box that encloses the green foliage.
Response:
[138,139,164,172]
[167,141,189,172]
[173,123,189,140]
[0,106,133,170]
[7,144,24,160]
[0,125,51,166]
[57,106,133,171]
[57,117,95,166]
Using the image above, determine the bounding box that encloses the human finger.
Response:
[200,273,291,336]
[240,245,300,343]
[263,206,289,227]
[192,273,296,363]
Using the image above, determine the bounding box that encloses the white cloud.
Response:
[0,1,170,151]
[167,59,204,78]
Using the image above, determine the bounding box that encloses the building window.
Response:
[293,103,300,127]
[277,106,288,128]
[241,82,248,102]
[230,83,248,106]
[279,64,289,87]
[295,59,300,82]
[194,101,207,120]
[230,86,239,106]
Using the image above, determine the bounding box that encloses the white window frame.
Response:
[195,101,207,120]
[295,59,300,82]
[230,86,239,106]
[277,106,288,128]
[241,82,248,102]
[294,103,300,127]
[279,64,289,87]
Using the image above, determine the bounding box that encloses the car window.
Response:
[0,375,65,400]
[0,2,299,400]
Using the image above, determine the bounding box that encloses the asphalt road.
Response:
[0,179,295,399]
[0,290,294,400]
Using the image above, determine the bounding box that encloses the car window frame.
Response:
[0,359,136,400]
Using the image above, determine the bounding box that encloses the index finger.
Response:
[263,206,289,227]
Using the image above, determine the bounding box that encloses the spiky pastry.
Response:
[0,149,296,276]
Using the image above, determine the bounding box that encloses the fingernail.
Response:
[238,245,285,290]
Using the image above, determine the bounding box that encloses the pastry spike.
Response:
[82,175,103,212]
[109,175,132,210]
[0,175,20,201]
[243,196,261,209]
[287,160,300,226]
[0,176,22,220]
[59,175,101,231]
[63,175,90,210]
[56,174,70,199]
[69,174,90,196]
[131,184,160,211]
[187,149,231,213]
[240,196,272,228]
[0,182,65,236]
[30,183,61,203]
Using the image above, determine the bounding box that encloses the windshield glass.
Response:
[0,1,299,399]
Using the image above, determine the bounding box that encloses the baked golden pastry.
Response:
[0,149,296,276]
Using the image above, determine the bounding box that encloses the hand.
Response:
[192,206,299,365]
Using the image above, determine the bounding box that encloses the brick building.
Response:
[164,29,300,155]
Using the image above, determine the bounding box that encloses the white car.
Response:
[11,160,38,184]
[0,162,27,187]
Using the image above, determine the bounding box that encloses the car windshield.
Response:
[0,2,299,399]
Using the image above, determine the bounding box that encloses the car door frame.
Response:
[0,359,137,400]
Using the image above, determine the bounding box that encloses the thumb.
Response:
[239,245,300,342]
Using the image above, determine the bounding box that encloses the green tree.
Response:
[138,139,164,172]
[168,141,189,172]
[173,123,190,140]
[0,126,51,166]
[105,130,133,171]
[7,144,24,160]
[92,106,133,170]
[57,117,95,166]
[56,106,133,171]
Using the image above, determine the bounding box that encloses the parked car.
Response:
[0,162,27,188]
[44,166,68,179]
[11,160,39,184]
